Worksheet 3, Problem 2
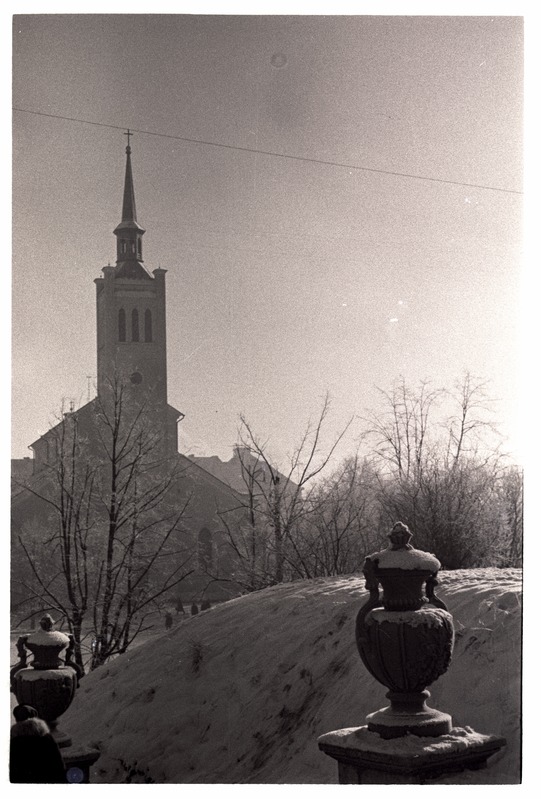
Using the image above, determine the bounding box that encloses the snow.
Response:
[367,607,453,627]
[23,630,70,647]
[318,724,497,754]
[368,546,441,570]
[12,669,71,683]
[59,568,521,784]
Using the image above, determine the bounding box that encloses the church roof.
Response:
[114,260,152,280]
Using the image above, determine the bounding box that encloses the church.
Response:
[11,137,276,610]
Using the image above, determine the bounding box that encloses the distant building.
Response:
[11,457,33,482]
[189,446,275,493]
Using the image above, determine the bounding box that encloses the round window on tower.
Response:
[130,372,143,385]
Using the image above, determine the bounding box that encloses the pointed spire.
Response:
[121,130,137,223]
[113,132,148,278]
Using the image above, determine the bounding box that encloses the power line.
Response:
[13,106,522,196]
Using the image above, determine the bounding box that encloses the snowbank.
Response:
[61,568,521,784]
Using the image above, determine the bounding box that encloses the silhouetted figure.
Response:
[175,597,185,614]
[201,600,211,611]
[191,603,199,615]
[10,705,67,783]
[165,612,173,629]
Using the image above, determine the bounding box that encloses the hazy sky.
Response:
[11,13,523,466]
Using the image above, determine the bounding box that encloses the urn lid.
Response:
[368,522,441,572]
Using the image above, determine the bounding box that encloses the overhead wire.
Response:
[12,107,522,196]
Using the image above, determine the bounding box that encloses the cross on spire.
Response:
[124,128,132,153]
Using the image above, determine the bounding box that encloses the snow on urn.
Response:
[356,522,454,739]
[10,614,83,748]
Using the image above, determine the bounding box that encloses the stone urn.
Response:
[10,614,83,747]
[355,523,454,739]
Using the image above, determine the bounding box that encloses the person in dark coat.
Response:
[10,705,67,783]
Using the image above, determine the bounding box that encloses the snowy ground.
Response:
[60,568,522,784]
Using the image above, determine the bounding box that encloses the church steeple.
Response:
[95,133,179,453]
[113,132,147,278]
[94,131,181,455]
[121,137,137,222]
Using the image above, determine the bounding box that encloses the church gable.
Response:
[29,400,99,472]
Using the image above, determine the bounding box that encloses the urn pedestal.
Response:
[318,726,507,784]
[318,523,506,783]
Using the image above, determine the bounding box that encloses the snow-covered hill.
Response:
[62,569,522,784]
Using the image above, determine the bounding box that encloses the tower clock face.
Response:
[130,371,143,385]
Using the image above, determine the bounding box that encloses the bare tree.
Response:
[296,454,383,577]
[13,402,99,667]
[363,374,511,568]
[14,379,194,670]
[363,377,443,481]
[218,396,353,587]
[444,373,502,466]
[498,465,523,567]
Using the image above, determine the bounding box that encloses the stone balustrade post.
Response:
[10,614,100,783]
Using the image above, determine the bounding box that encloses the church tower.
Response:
[94,135,180,454]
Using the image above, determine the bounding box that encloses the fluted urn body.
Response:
[356,523,454,739]
[10,614,82,747]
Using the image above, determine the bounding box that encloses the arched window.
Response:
[118,308,126,342]
[137,239,142,258]
[144,309,152,342]
[131,309,139,342]
[198,528,213,570]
